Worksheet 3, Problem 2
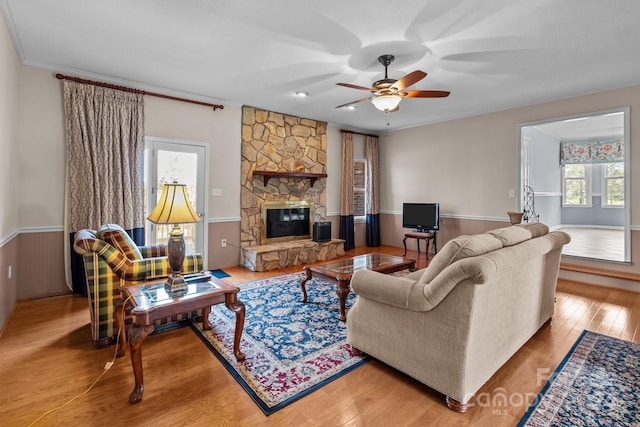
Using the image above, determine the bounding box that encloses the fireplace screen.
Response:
[261,200,314,244]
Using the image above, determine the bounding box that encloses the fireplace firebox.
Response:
[261,200,314,245]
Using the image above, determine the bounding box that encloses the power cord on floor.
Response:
[27,295,133,426]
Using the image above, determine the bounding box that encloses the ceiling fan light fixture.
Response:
[372,94,401,112]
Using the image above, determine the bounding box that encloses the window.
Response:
[521,136,531,188]
[353,158,366,218]
[562,164,591,206]
[602,162,624,206]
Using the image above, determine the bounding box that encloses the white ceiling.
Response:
[530,111,625,141]
[3,0,640,133]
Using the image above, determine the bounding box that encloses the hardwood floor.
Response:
[1,245,639,426]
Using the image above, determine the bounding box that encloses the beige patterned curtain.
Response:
[63,80,145,293]
[339,132,355,250]
[365,135,380,246]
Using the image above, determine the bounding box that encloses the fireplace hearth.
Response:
[261,200,314,245]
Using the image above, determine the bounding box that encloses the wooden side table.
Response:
[403,231,437,258]
[115,277,245,404]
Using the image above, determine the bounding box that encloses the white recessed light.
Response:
[346,105,356,110]
[295,91,308,97]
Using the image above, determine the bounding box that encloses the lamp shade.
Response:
[147,183,200,224]
[371,94,401,112]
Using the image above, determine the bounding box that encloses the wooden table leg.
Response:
[402,235,408,256]
[300,267,312,303]
[202,305,211,331]
[128,324,155,404]
[115,302,126,358]
[224,293,246,361]
[336,279,350,322]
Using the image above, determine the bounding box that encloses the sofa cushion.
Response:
[486,225,532,247]
[517,222,549,238]
[97,223,143,260]
[419,233,502,284]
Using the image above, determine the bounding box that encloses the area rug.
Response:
[518,330,640,426]
[190,272,368,415]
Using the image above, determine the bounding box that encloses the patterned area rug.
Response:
[190,272,368,415]
[518,330,640,426]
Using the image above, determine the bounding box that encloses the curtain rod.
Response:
[55,73,224,111]
[340,129,379,138]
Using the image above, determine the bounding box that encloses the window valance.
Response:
[560,138,624,165]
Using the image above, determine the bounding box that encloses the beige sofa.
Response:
[346,223,570,412]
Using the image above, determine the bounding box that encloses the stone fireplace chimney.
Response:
[240,106,327,248]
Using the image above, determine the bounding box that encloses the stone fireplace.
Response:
[240,106,344,271]
[241,105,328,245]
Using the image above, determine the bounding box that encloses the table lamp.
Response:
[147,182,200,293]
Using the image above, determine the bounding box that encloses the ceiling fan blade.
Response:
[336,82,375,92]
[403,90,451,98]
[335,97,370,109]
[390,70,427,91]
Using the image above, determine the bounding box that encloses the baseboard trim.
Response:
[560,262,640,281]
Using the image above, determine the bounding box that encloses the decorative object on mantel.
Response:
[507,211,524,225]
[147,182,201,293]
[522,185,539,223]
[252,170,328,187]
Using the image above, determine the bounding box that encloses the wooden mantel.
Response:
[253,170,328,186]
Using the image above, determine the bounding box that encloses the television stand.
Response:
[403,230,437,259]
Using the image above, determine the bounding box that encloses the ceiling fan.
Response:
[335,54,450,112]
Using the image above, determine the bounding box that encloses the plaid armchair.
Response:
[73,223,203,348]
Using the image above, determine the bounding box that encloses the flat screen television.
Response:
[402,203,440,232]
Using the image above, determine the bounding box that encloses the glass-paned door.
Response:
[144,138,207,260]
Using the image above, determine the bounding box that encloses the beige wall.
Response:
[381,85,640,223]
[0,11,20,330]
[324,125,343,216]
[380,86,640,291]
[0,11,20,237]
[17,66,65,227]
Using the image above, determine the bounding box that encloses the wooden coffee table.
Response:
[115,277,245,404]
[301,253,415,321]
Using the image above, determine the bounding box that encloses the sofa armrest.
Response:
[350,256,497,312]
[145,253,203,279]
[139,244,168,258]
[419,256,496,309]
[403,268,426,281]
[351,269,420,309]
